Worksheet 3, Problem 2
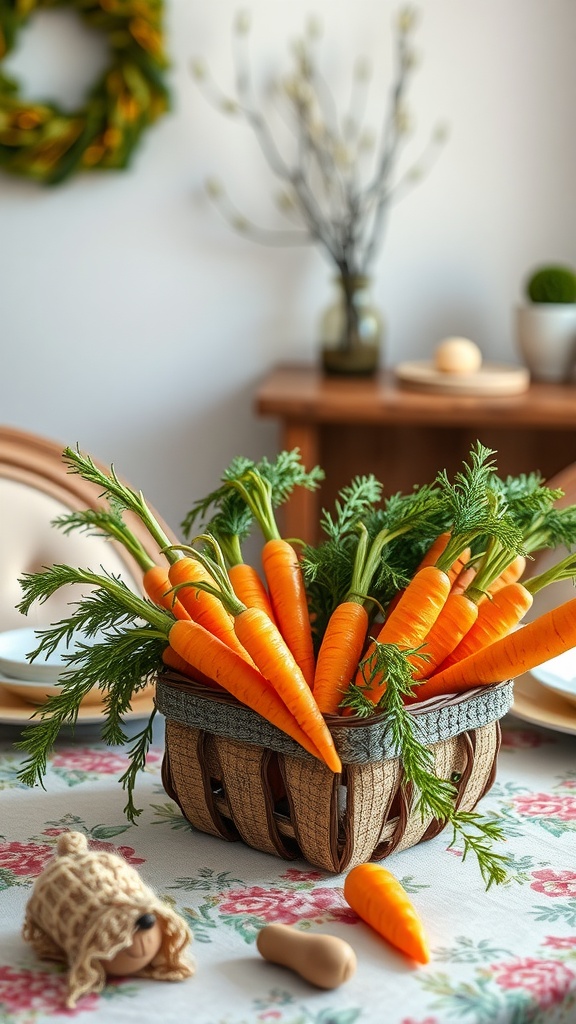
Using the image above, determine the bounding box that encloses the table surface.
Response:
[1,703,576,1024]
[255,363,576,427]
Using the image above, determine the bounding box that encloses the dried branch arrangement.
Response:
[192,5,447,279]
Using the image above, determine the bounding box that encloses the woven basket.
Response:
[156,673,513,873]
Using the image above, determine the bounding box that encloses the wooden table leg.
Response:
[279,420,320,544]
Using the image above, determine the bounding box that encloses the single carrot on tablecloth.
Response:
[343,863,430,964]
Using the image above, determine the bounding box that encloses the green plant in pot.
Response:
[192,7,446,376]
[516,264,576,382]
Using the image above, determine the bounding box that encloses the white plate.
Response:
[0,626,105,683]
[529,647,576,708]
[508,672,576,736]
[0,684,156,725]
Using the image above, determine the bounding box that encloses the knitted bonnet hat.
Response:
[23,831,194,1008]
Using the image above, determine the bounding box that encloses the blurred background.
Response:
[1,0,576,537]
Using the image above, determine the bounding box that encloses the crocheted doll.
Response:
[23,831,194,1008]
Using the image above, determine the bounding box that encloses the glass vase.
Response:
[319,274,383,376]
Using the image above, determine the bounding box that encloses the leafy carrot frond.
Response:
[257,448,325,506]
[319,474,383,543]
[446,812,511,890]
[51,507,155,572]
[467,469,576,596]
[492,471,563,522]
[201,490,255,567]
[117,710,158,821]
[342,640,510,889]
[181,449,323,539]
[366,482,446,538]
[15,619,165,814]
[18,587,142,662]
[62,445,175,555]
[17,564,169,631]
[488,470,575,555]
[181,456,255,537]
[523,504,576,553]
[301,538,359,646]
[435,444,524,571]
[301,477,384,638]
[16,564,170,817]
[524,551,576,594]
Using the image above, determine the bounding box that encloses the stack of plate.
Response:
[0,625,155,725]
[0,626,103,706]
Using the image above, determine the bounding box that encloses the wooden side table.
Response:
[255,363,576,543]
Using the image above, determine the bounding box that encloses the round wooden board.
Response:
[395,361,530,396]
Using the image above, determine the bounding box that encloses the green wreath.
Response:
[0,0,169,184]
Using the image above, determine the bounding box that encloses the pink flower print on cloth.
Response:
[218,885,356,925]
[530,869,576,898]
[490,957,575,1009]
[512,793,576,820]
[0,841,54,877]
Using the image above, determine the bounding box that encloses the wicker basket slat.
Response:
[163,722,236,840]
[392,733,469,855]
[211,736,286,858]
[281,754,340,869]
[456,722,501,813]
[337,757,402,871]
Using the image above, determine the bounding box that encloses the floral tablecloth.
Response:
[1,709,575,1024]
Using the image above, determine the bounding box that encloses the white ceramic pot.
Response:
[515,304,576,382]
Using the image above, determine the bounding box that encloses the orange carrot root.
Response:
[343,863,430,964]
[168,557,253,664]
[411,592,479,680]
[161,644,221,688]
[356,565,452,702]
[262,538,316,688]
[446,547,471,587]
[232,604,341,774]
[406,592,576,704]
[143,565,192,620]
[228,562,277,623]
[434,582,534,675]
[167,619,324,762]
[313,601,369,714]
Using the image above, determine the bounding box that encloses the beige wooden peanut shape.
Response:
[256,923,357,989]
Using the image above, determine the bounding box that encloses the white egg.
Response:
[434,337,483,374]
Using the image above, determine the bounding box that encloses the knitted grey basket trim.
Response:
[155,678,514,765]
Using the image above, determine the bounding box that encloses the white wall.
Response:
[2,0,576,538]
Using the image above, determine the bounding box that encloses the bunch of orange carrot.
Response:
[30,442,576,776]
